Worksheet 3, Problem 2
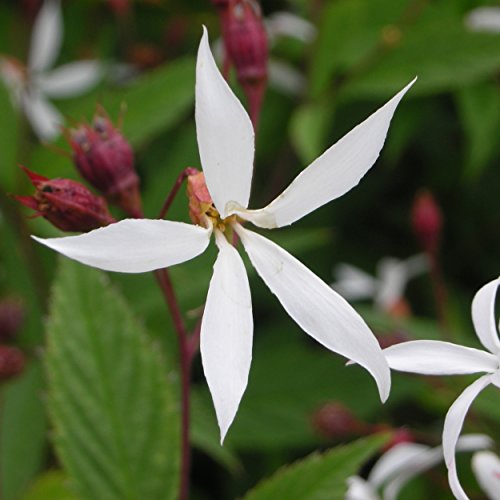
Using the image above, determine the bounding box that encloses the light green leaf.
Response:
[45,259,180,500]
[243,435,388,500]
[0,362,46,500]
[24,471,77,500]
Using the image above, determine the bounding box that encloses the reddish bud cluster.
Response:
[68,113,142,217]
[218,0,268,127]
[411,190,442,255]
[0,299,24,342]
[0,345,25,381]
[186,171,213,225]
[311,402,366,439]
[16,167,115,232]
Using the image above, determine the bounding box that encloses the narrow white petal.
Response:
[37,61,102,98]
[465,7,500,33]
[266,12,317,44]
[471,277,500,354]
[23,91,63,140]
[33,219,211,273]
[195,28,254,217]
[471,451,500,500]
[345,476,379,500]
[369,443,430,488]
[28,0,63,73]
[236,225,391,402]
[331,263,378,301]
[375,258,408,311]
[443,375,492,500]
[268,59,306,96]
[201,231,253,443]
[384,340,498,375]
[233,79,416,229]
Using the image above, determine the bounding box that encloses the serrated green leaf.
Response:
[45,259,180,500]
[243,435,388,500]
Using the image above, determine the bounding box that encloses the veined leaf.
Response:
[45,259,180,500]
[243,435,388,500]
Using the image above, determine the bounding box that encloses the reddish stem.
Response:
[158,167,198,220]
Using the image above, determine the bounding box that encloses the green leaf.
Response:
[45,259,180,500]
[0,80,19,191]
[24,471,77,500]
[0,362,47,500]
[242,435,388,500]
[456,83,500,178]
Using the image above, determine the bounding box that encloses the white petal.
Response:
[268,59,306,96]
[195,27,254,217]
[471,277,500,354]
[443,375,492,500]
[32,219,212,273]
[23,91,63,140]
[369,443,430,488]
[233,79,416,229]
[465,7,500,33]
[384,340,498,375]
[375,257,408,311]
[471,451,500,500]
[331,263,378,301]
[200,231,253,443]
[28,0,63,73]
[266,12,317,44]
[235,225,391,402]
[37,61,102,98]
[345,476,380,500]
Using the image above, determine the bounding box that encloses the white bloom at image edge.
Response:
[384,276,500,499]
[345,434,492,500]
[471,451,500,500]
[32,28,415,442]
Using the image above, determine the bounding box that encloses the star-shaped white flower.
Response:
[0,0,102,140]
[471,450,500,500]
[33,28,415,442]
[345,434,492,500]
[383,276,500,499]
[332,255,427,313]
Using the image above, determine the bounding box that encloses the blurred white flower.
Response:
[464,7,500,33]
[346,434,492,500]
[0,0,103,140]
[472,451,500,500]
[384,276,500,499]
[32,28,415,442]
[332,255,427,313]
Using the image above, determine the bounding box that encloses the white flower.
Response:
[0,0,102,140]
[472,451,500,500]
[33,28,415,442]
[332,255,427,313]
[383,276,500,499]
[464,7,500,33]
[345,434,492,500]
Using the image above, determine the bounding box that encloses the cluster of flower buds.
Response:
[16,107,142,233]
[0,298,26,381]
[411,190,443,256]
[213,0,268,128]
[16,167,115,232]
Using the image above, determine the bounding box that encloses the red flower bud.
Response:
[411,190,443,255]
[186,171,214,225]
[16,167,115,232]
[68,112,142,217]
[222,0,268,128]
[0,346,25,381]
[0,299,24,342]
[311,402,366,439]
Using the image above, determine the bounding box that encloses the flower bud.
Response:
[186,171,214,225]
[0,298,24,342]
[222,0,268,127]
[0,346,25,381]
[16,167,115,232]
[411,190,442,255]
[68,112,142,217]
[311,402,366,439]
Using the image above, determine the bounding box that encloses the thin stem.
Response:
[158,167,198,220]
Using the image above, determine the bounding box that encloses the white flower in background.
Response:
[464,7,500,33]
[383,276,500,499]
[32,28,415,442]
[472,451,500,500]
[0,0,102,140]
[345,434,492,500]
[332,255,427,313]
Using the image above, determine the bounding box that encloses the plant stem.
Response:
[158,167,198,220]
